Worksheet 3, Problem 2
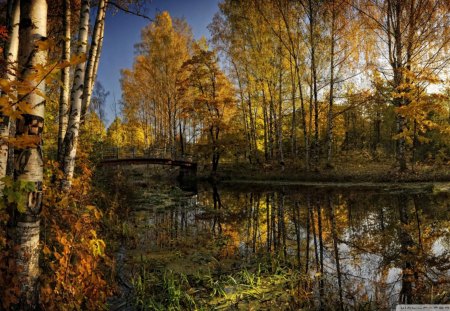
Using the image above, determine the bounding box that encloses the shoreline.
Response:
[216,179,450,193]
[193,163,450,191]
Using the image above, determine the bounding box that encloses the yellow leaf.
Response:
[90,229,97,238]
[73,221,81,232]
[94,209,102,220]
[0,79,11,93]
[43,245,51,255]
[0,97,9,109]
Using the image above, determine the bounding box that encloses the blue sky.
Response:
[97,0,222,125]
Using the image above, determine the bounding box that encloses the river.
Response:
[112,179,450,310]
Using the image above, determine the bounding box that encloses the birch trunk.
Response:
[89,19,104,97]
[8,0,47,306]
[81,0,106,122]
[0,0,20,193]
[61,0,90,190]
[57,0,71,162]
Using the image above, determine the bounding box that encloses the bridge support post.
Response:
[178,163,197,192]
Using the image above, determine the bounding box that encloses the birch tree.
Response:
[0,0,19,192]
[61,0,90,190]
[8,0,47,306]
[81,0,107,121]
[57,0,71,162]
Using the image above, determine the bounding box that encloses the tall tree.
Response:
[61,0,90,190]
[57,0,71,162]
[81,0,107,121]
[355,0,450,171]
[179,45,236,173]
[0,0,19,192]
[8,0,47,306]
[121,12,192,154]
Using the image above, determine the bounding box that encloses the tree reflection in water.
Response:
[133,184,450,309]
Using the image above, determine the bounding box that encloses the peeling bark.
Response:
[61,0,91,190]
[0,0,20,193]
[8,0,47,307]
[81,0,106,122]
[57,0,71,162]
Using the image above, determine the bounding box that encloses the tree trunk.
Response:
[289,56,297,157]
[396,114,407,171]
[326,2,336,167]
[210,126,220,173]
[8,0,47,307]
[61,0,91,190]
[57,0,71,162]
[308,0,319,169]
[0,0,20,193]
[268,84,275,161]
[232,61,252,162]
[262,87,269,161]
[277,49,284,166]
[295,61,309,171]
[81,0,106,122]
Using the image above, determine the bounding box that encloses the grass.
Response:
[127,255,310,310]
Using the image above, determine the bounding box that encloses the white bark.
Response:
[62,0,91,190]
[81,0,106,121]
[90,19,105,94]
[0,0,20,193]
[11,0,47,306]
[57,0,71,162]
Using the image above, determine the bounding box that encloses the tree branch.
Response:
[107,1,153,21]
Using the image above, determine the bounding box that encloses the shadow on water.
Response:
[116,181,450,310]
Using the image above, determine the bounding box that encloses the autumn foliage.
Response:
[0,158,113,309]
[39,159,113,309]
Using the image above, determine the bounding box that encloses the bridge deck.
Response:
[98,147,197,171]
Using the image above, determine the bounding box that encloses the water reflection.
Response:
[131,184,450,309]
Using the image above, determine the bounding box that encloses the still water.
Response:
[125,182,450,310]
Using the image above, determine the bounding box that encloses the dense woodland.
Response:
[0,0,449,309]
[116,1,450,174]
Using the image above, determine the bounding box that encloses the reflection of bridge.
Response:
[99,147,197,179]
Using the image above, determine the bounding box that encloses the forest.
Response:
[0,0,449,310]
[116,0,450,176]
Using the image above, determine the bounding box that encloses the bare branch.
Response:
[107,1,153,21]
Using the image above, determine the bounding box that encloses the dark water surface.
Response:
[125,182,450,310]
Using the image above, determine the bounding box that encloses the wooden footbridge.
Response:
[99,147,197,179]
